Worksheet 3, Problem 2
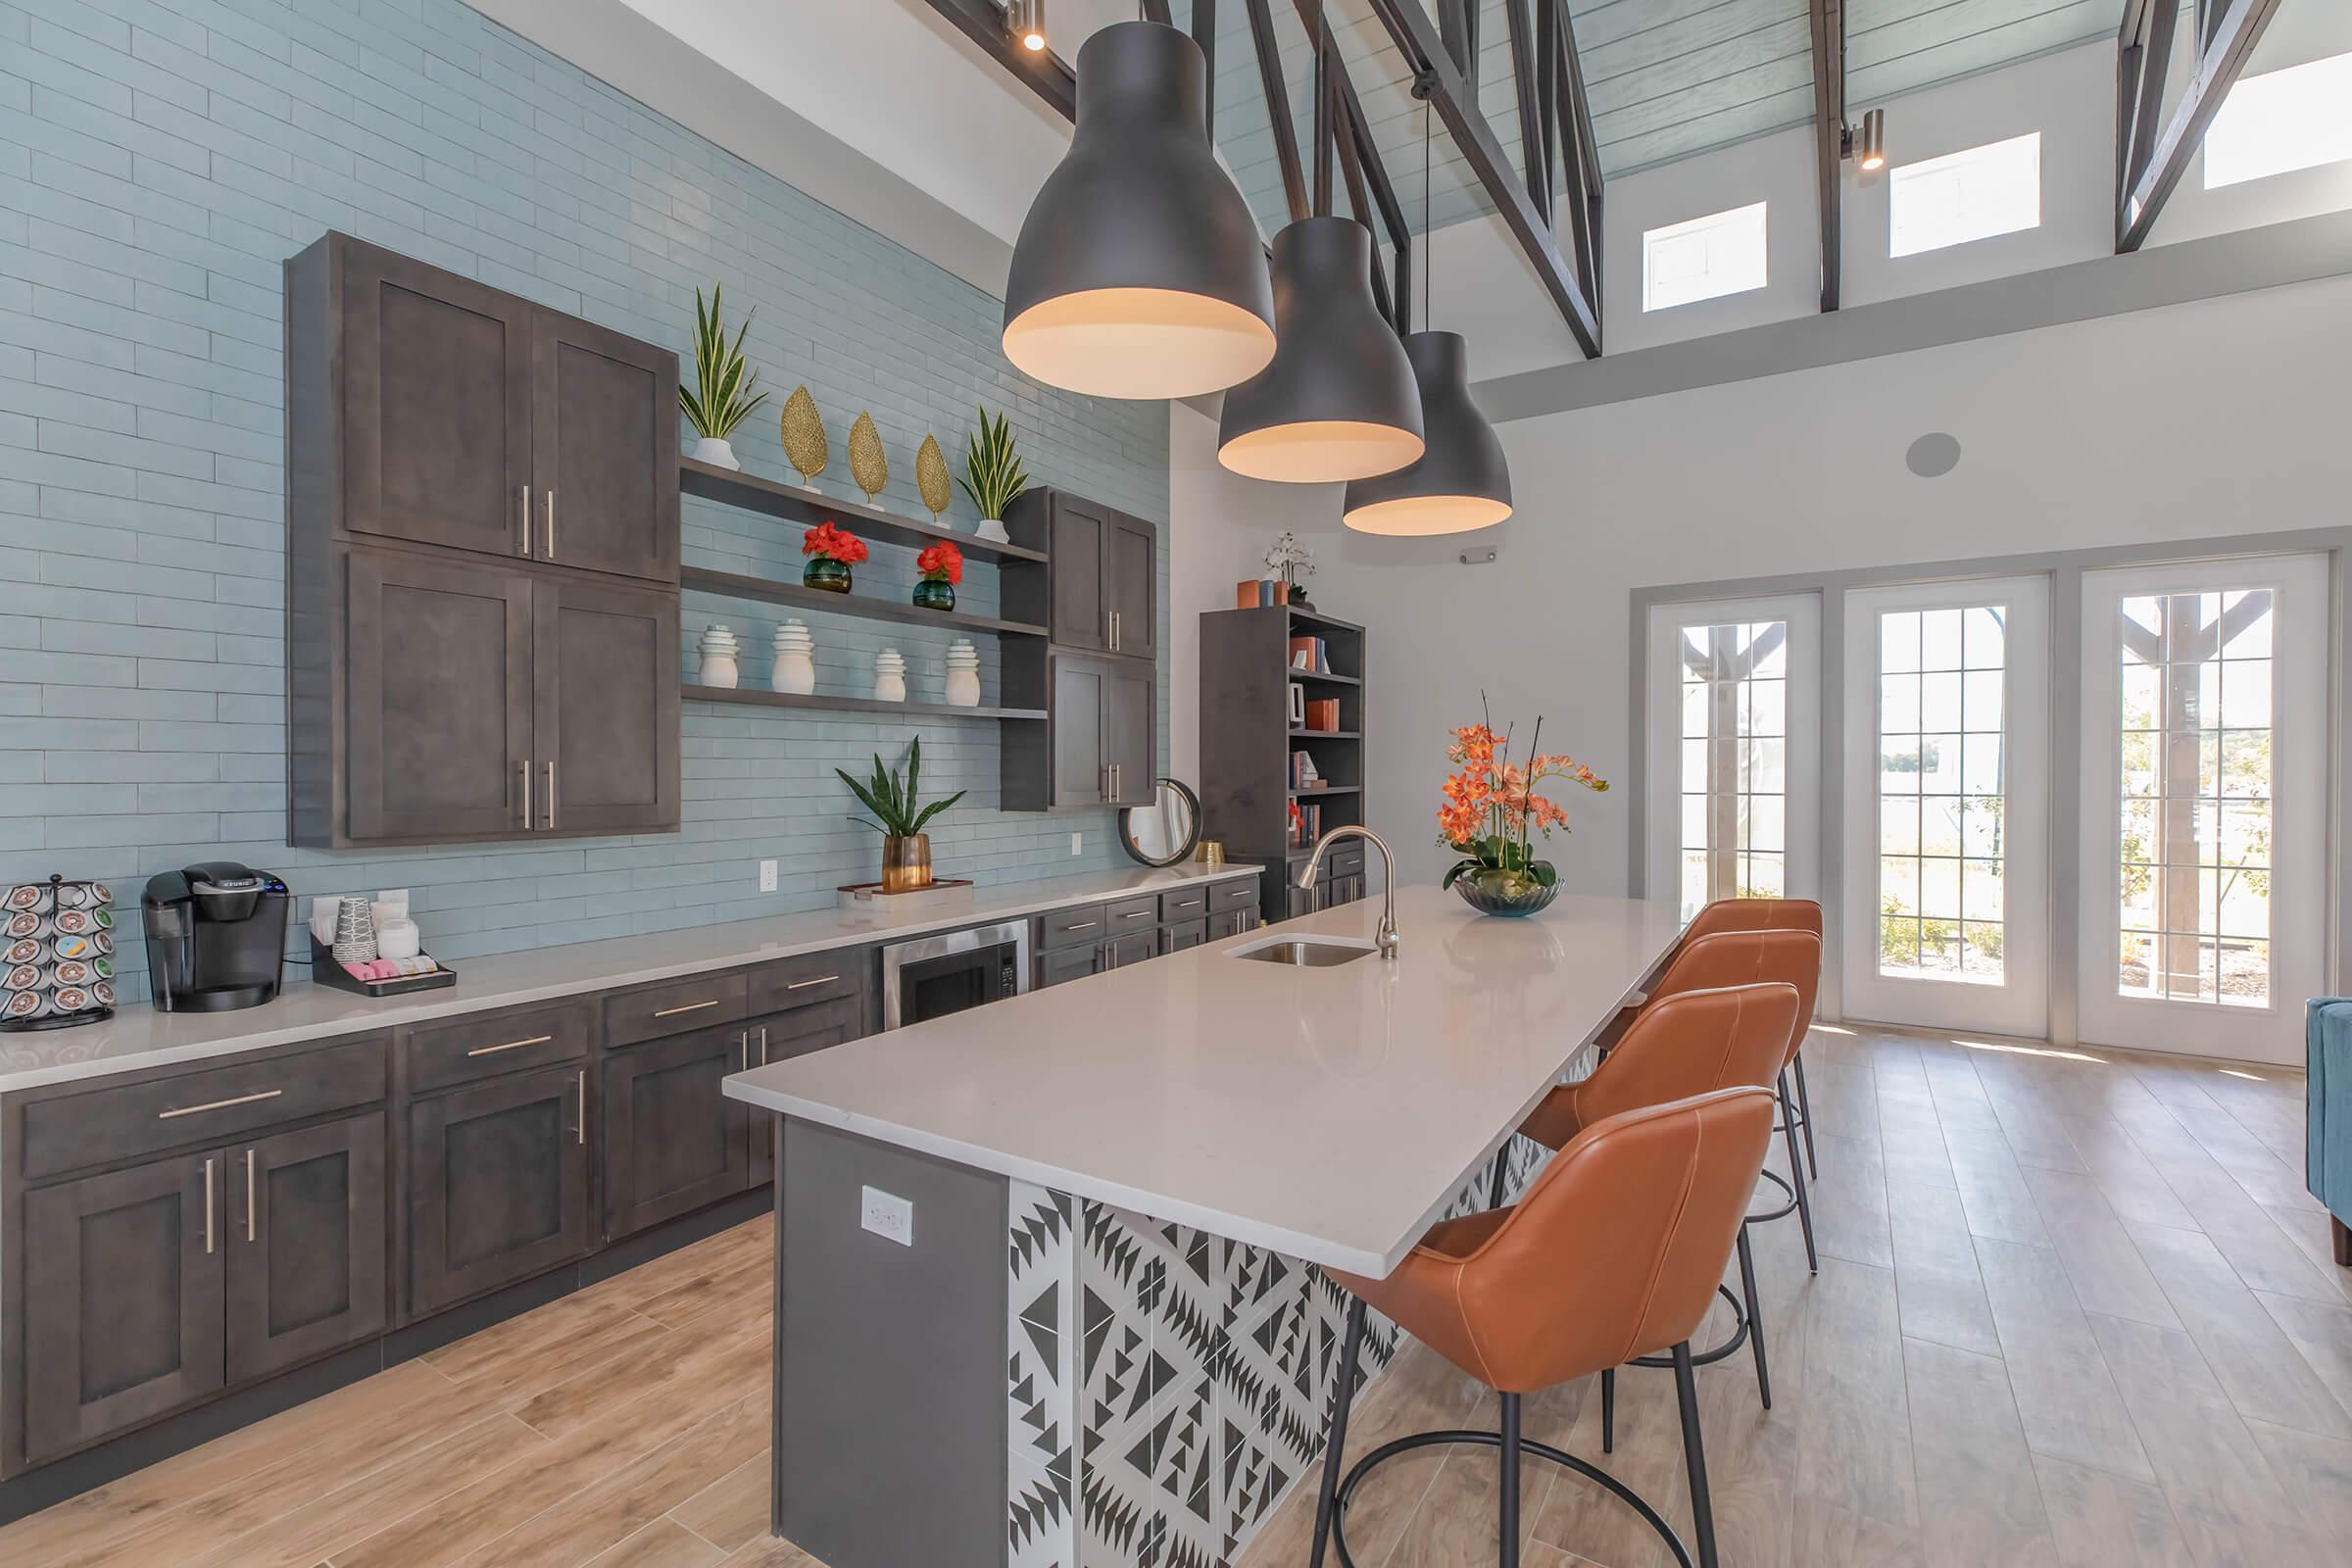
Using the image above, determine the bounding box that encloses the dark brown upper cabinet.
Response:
[1005,653,1154,811]
[533,575,681,837]
[1004,489,1157,662]
[291,231,678,585]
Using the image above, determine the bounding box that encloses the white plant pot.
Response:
[773,652,815,695]
[691,436,739,470]
[975,517,1010,544]
[944,668,981,709]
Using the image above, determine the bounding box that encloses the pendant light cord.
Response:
[1422,96,1433,330]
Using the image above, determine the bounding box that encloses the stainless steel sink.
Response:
[1229,936,1381,967]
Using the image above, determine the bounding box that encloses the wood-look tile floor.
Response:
[3,1026,2344,1567]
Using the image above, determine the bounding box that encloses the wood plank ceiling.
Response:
[1177,0,2126,238]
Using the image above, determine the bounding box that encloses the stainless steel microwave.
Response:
[880,919,1030,1030]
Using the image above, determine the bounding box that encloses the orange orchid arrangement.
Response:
[1438,698,1609,897]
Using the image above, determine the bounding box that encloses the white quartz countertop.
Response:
[0,863,1264,1094]
[726,885,1685,1276]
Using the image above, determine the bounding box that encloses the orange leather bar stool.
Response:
[1519,982,1799,1422]
[1310,1088,1778,1568]
[1675,898,1824,1180]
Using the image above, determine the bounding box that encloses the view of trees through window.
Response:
[1877,606,2008,982]
[1677,620,1788,920]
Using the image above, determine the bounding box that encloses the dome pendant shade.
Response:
[1217,217,1425,483]
[1002,22,1275,400]
[1343,331,1513,535]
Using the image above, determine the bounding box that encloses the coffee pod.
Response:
[91,930,114,957]
[5,884,51,914]
[52,985,88,1013]
[87,882,111,906]
[53,932,93,961]
[4,989,47,1020]
[4,937,40,966]
[4,962,40,992]
[92,980,114,1007]
[52,959,92,987]
[90,907,115,930]
[53,908,89,936]
[88,956,113,980]
[6,911,44,941]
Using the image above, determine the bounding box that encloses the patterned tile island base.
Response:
[1006,1138,1551,1568]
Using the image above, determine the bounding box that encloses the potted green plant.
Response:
[678,283,765,470]
[838,737,965,893]
[956,404,1029,544]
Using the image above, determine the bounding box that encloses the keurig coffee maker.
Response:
[142,862,290,1012]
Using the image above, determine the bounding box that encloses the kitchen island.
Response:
[724,884,1686,1568]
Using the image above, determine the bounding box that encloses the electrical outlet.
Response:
[759,859,777,893]
[860,1186,913,1247]
[1069,831,1083,857]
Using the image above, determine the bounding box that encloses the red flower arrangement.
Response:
[916,542,963,585]
[1437,697,1608,901]
[801,521,868,564]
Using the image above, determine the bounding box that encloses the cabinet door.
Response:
[531,311,678,582]
[602,1024,752,1240]
[407,1064,592,1317]
[342,242,533,560]
[1103,513,1157,661]
[1051,656,1108,808]
[1047,495,1108,651]
[1286,882,1319,921]
[344,549,533,843]
[533,576,680,835]
[746,997,865,1186]
[1160,918,1207,955]
[225,1115,388,1383]
[22,1154,225,1465]
[1328,873,1365,908]
[1102,932,1157,971]
[1102,661,1155,807]
[1037,943,1102,989]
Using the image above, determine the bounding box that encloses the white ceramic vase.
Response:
[943,638,981,708]
[873,649,906,704]
[975,517,1010,544]
[690,436,739,470]
[771,619,816,695]
[697,624,742,690]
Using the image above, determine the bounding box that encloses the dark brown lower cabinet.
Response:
[1160,919,1208,955]
[1206,907,1258,941]
[1102,932,1156,970]
[21,1154,224,1467]
[225,1115,387,1383]
[1037,944,1101,989]
[746,997,864,1187]
[407,1065,592,1317]
[1328,873,1366,907]
[602,1023,751,1240]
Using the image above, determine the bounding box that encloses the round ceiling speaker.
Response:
[1001,22,1275,401]
[1217,217,1424,483]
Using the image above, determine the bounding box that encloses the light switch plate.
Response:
[1069,832,1083,856]
[860,1185,913,1247]
[759,859,777,893]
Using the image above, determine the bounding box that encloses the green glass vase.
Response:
[911,577,956,612]
[803,558,853,594]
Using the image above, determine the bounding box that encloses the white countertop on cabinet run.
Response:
[726,886,1686,1276]
[0,863,1264,1094]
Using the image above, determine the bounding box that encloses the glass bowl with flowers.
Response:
[912,541,963,612]
[801,520,867,592]
[1437,707,1609,917]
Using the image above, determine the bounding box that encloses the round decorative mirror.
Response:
[1119,778,1202,867]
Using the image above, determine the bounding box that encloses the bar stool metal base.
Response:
[1323,1429,1697,1568]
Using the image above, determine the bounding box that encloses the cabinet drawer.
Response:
[1102,894,1158,936]
[1160,919,1208,955]
[1208,877,1258,913]
[748,949,862,1014]
[21,1037,389,1182]
[1038,905,1108,952]
[1157,886,1210,924]
[603,970,749,1048]
[1326,846,1367,879]
[405,1001,591,1095]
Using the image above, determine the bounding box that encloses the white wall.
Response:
[1603,125,1820,354]
[1313,271,2352,895]
[1165,406,1343,786]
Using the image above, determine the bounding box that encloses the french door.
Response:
[1643,595,1821,922]
[2076,554,2330,1064]
[1839,578,2051,1036]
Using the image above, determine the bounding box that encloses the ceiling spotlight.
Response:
[1843,108,1886,172]
[1006,0,1046,53]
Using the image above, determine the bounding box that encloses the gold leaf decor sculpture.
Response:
[779,385,828,490]
[847,412,888,505]
[914,433,952,523]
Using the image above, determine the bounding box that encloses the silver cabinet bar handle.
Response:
[1120,910,1149,920]
[244,1148,257,1243]
[652,999,719,1018]
[575,1069,586,1144]
[1063,920,1099,932]
[517,486,531,555]
[160,1088,282,1120]
[544,489,557,559]
[546,760,557,832]
[466,1034,554,1057]
[784,974,839,991]
[203,1156,216,1253]
[521,759,533,831]
[739,1031,750,1072]
[758,1025,768,1067]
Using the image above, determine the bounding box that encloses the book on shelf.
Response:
[1287,635,1331,674]
[1288,799,1323,848]
[1237,577,1290,609]
[1289,750,1322,790]
[1304,698,1340,733]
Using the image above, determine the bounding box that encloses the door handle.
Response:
[758,1025,768,1067]
[466,1034,554,1057]
[159,1088,282,1120]
[784,975,839,991]
[739,1031,750,1072]
[521,758,533,831]
[244,1148,257,1243]
[544,489,556,560]
[517,486,531,556]
[202,1155,216,1255]
[545,760,557,832]
[652,999,719,1018]
[575,1069,586,1145]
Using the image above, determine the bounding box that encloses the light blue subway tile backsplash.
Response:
[0,0,1170,990]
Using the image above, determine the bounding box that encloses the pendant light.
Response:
[1001,20,1275,401]
[1342,93,1512,534]
[1216,1,1423,482]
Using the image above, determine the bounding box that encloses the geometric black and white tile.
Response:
[1006,1135,1550,1568]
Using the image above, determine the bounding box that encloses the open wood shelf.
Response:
[683,685,1044,721]
[1287,667,1359,685]
[1290,728,1361,740]
[1287,605,1364,634]
[680,458,1048,564]
[1288,784,1362,798]
[681,565,1049,639]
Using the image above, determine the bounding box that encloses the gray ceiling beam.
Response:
[915,0,1076,120]
[1810,1,1844,313]
[2118,0,2283,252]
